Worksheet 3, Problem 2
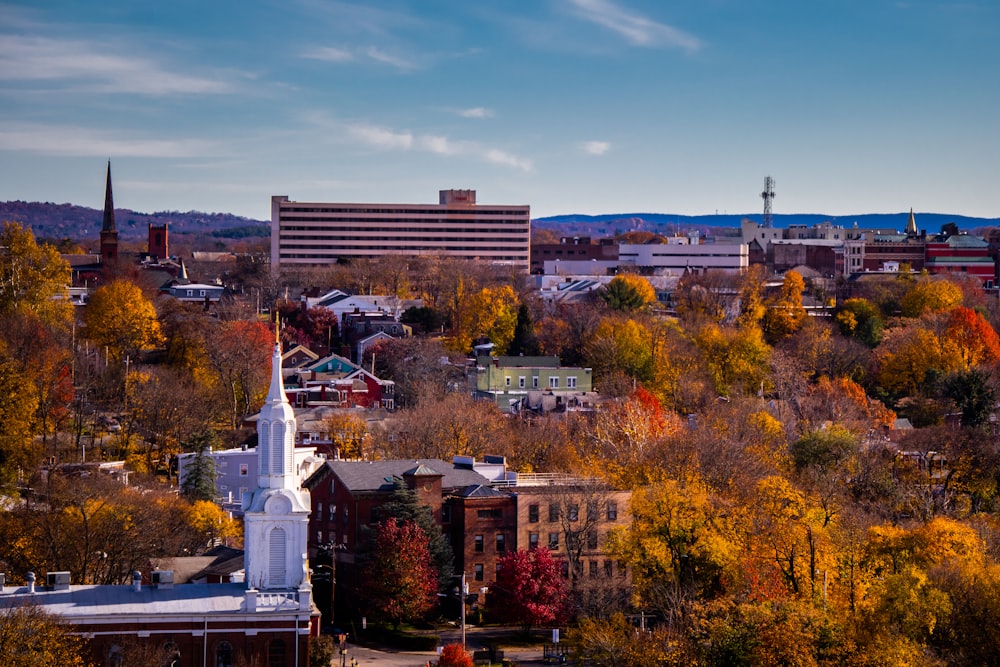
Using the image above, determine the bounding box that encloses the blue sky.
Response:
[1,0,998,221]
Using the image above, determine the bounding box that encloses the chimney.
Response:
[132,570,142,593]
[246,588,258,612]
[0,572,5,592]
[26,571,35,594]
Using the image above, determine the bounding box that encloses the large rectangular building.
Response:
[270,189,530,271]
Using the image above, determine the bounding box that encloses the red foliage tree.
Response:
[437,643,473,667]
[363,518,438,628]
[491,548,569,632]
[944,306,1000,367]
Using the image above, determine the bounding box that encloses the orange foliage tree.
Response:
[943,306,1000,367]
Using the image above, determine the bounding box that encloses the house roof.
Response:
[304,459,489,493]
[0,583,250,617]
[457,484,510,499]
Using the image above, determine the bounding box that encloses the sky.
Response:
[1,0,998,222]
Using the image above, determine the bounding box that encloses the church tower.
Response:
[905,208,919,237]
[243,331,311,592]
[99,161,119,265]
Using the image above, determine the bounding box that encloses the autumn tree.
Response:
[373,480,454,589]
[943,305,1000,367]
[0,603,90,667]
[378,392,507,460]
[205,319,273,429]
[836,297,884,347]
[609,475,735,627]
[566,614,674,667]
[321,411,370,460]
[465,284,519,354]
[875,325,962,398]
[490,548,569,633]
[762,270,807,342]
[0,221,72,330]
[600,274,657,312]
[692,323,771,397]
[368,336,465,407]
[438,644,473,667]
[900,277,963,317]
[362,518,438,628]
[83,278,163,361]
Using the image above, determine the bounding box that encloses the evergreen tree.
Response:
[507,303,540,357]
[373,480,454,589]
[181,431,219,502]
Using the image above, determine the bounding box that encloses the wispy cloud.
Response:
[0,35,238,95]
[565,0,702,52]
[581,140,611,155]
[300,46,354,63]
[300,44,419,70]
[0,123,218,157]
[335,117,532,171]
[364,46,418,70]
[456,107,495,119]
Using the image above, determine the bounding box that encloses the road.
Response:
[338,627,550,667]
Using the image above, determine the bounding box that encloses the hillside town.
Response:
[4,166,1000,666]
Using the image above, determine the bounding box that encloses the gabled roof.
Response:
[304,459,488,493]
[457,484,509,499]
[404,464,443,478]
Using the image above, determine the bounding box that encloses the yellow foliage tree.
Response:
[875,325,962,396]
[84,279,164,361]
[464,285,519,354]
[600,273,657,312]
[762,270,807,341]
[586,314,654,385]
[900,277,963,317]
[186,499,243,546]
[693,323,771,397]
[0,221,73,331]
[322,411,370,459]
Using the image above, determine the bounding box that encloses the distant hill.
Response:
[4,200,998,246]
[532,212,1000,239]
[0,201,269,242]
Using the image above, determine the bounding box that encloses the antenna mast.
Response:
[761,176,776,228]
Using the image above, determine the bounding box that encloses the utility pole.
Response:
[461,572,467,651]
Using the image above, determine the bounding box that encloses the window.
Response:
[441,505,451,523]
[618,561,627,577]
[519,376,526,388]
[604,561,613,577]
[186,289,194,297]
[528,532,539,550]
[477,508,503,519]
[268,639,286,667]
[568,504,579,522]
[343,506,348,525]
[587,501,598,521]
[607,501,618,521]
[561,561,570,578]
[317,530,323,544]
[532,376,539,388]
[496,533,506,552]
[548,532,560,550]
[549,376,559,389]
[505,376,511,387]
[216,641,233,667]
[239,464,249,476]
[475,535,484,552]
[590,561,598,577]
[587,530,598,550]
[474,564,484,581]
[549,504,560,522]
[528,504,539,523]
[567,376,577,388]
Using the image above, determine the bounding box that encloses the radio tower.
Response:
[761,176,776,228]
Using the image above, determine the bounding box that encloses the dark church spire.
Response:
[100,161,119,264]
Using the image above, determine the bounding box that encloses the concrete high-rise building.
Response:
[270,189,530,272]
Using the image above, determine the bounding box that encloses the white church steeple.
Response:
[243,329,311,593]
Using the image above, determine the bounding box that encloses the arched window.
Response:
[268,639,286,667]
[163,641,180,667]
[215,641,233,667]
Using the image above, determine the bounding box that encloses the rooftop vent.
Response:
[151,570,174,589]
